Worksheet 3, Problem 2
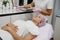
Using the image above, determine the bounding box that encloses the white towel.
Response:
[0,30,14,40]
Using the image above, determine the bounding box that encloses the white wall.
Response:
[11,14,28,22]
[0,16,10,28]
[54,17,60,40]
[0,14,29,28]
[54,0,60,40]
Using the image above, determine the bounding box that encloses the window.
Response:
[19,0,33,6]
[27,0,33,4]
[19,0,24,6]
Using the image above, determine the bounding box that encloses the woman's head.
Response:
[32,14,45,25]
[32,14,44,25]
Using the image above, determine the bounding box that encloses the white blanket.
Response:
[0,20,39,40]
[0,20,28,40]
[0,20,53,40]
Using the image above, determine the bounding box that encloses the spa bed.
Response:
[0,9,53,40]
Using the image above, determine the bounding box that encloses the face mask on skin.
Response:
[37,14,46,27]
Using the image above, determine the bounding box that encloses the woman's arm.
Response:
[40,0,53,16]
[33,8,52,16]
[40,9,52,16]
[24,2,35,8]
[8,29,36,40]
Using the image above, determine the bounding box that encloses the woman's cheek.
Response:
[37,18,41,21]
[37,18,42,22]
[36,19,39,22]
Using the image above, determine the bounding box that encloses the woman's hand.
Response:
[2,25,12,31]
[1,23,18,32]
[33,8,42,12]
[7,23,18,32]
[2,25,17,33]
[16,4,32,9]
[24,4,32,9]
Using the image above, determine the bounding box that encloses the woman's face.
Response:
[32,15,42,24]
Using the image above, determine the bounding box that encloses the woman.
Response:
[17,0,54,21]
[1,14,53,40]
